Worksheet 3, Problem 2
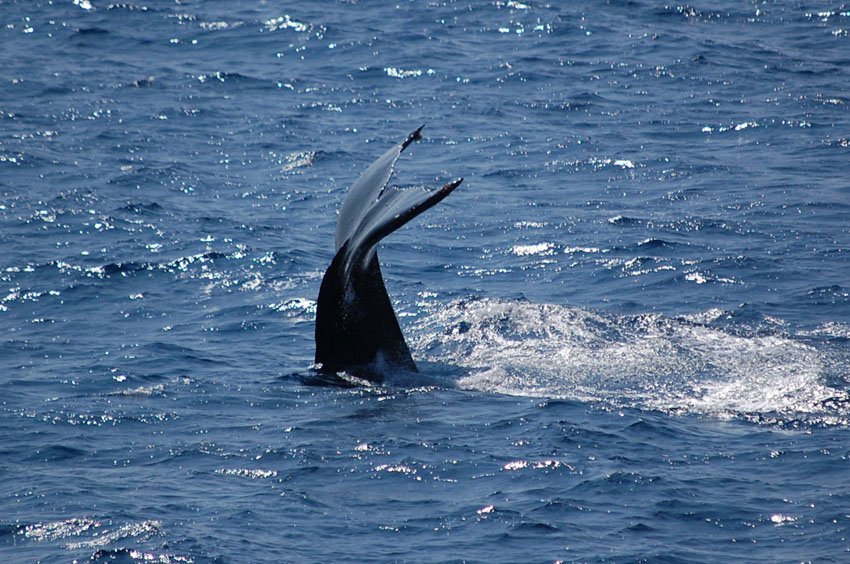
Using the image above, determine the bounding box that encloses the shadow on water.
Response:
[284,360,470,390]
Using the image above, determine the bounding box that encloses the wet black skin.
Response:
[314,127,462,380]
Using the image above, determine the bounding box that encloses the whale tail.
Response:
[315,128,462,377]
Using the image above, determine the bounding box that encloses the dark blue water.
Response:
[2,1,850,561]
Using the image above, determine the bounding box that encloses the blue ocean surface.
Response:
[2,0,850,561]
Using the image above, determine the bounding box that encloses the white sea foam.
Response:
[512,242,555,256]
[412,299,849,424]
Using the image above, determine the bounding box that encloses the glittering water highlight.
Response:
[2,0,850,561]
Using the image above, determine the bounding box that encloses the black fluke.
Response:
[314,127,462,380]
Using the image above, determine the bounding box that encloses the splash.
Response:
[412,299,850,425]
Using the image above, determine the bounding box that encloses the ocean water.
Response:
[2,0,849,561]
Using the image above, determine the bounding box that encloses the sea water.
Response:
[2,1,849,561]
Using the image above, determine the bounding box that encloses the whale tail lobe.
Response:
[314,128,462,377]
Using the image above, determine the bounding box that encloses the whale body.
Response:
[314,127,462,379]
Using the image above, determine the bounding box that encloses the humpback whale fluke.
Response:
[314,127,463,379]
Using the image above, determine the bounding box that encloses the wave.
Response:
[14,517,179,560]
[412,298,850,426]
